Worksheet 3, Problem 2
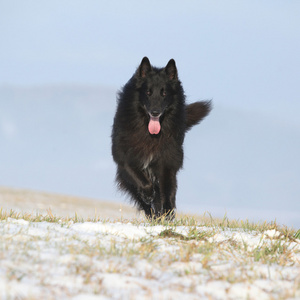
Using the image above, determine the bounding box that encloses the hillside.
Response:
[0,186,137,220]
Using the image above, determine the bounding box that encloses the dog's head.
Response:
[135,57,181,135]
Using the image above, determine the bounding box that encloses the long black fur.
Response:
[111,57,211,219]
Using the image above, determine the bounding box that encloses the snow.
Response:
[0,218,299,299]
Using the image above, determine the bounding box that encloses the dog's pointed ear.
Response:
[165,59,178,80]
[138,57,152,78]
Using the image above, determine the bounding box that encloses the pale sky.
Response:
[1,1,300,121]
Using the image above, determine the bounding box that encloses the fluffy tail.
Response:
[185,101,212,131]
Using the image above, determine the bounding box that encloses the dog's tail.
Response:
[185,101,212,131]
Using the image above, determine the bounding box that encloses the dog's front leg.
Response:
[123,163,154,203]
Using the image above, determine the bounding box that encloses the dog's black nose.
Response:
[150,110,160,117]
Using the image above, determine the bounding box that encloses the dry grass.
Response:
[1,187,299,299]
[1,209,300,299]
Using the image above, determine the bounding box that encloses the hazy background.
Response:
[1,1,300,227]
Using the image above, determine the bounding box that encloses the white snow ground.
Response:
[0,218,299,300]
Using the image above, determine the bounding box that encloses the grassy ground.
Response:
[1,187,299,299]
[1,186,298,235]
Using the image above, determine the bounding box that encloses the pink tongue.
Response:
[148,116,161,134]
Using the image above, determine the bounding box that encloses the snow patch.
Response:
[0,219,299,299]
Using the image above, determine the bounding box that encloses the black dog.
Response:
[112,57,211,219]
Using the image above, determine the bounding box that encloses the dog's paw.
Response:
[142,190,155,204]
[142,195,154,205]
[139,183,155,204]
